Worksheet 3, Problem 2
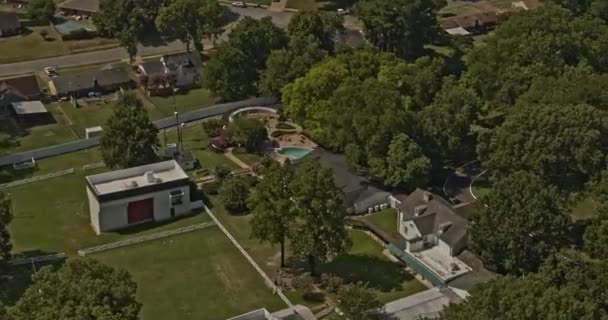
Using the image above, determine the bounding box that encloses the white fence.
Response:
[78,221,216,256]
[0,168,75,190]
[82,162,105,171]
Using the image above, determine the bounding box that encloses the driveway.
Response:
[443,160,484,204]
[0,7,293,77]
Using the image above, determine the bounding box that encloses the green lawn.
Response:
[149,86,217,117]
[233,147,264,166]
[365,209,400,239]
[94,227,286,320]
[0,104,77,155]
[321,230,427,303]
[58,102,115,139]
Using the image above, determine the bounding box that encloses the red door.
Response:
[127,198,154,224]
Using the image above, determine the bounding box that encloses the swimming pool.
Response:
[276,146,312,160]
[55,21,90,35]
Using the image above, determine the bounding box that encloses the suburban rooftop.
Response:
[86,160,188,196]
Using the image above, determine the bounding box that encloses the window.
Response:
[170,190,184,206]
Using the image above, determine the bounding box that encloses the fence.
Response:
[77,221,216,256]
[82,162,105,171]
[9,253,67,267]
[0,168,75,190]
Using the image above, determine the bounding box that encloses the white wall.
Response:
[87,187,101,234]
[437,239,452,257]
[91,185,192,234]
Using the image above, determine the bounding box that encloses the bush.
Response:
[202,181,221,195]
[218,177,250,213]
[202,119,227,138]
[321,274,343,293]
[291,274,314,291]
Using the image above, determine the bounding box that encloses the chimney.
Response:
[414,205,427,216]
[423,191,432,202]
[145,171,156,183]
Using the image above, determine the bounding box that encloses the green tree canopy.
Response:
[248,164,294,267]
[289,160,351,275]
[441,252,608,319]
[228,16,288,72]
[27,0,56,21]
[0,192,12,262]
[477,103,608,191]
[219,177,250,213]
[9,259,141,320]
[583,203,608,260]
[231,118,268,153]
[464,3,608,104]
[202,45,256,101]
[338,282,382,320]
[417,78,482,164]
[470,172,571,275]
[354,0,445,60]
[100,93,159,169]
[287,11,343,53]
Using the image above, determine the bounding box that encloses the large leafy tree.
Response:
[417,78,482,164]
[355,0,445,60]
[100,93,159,169]
[289,160,351,276]
[0,192,12,262]
[464,3,608,104]
[287,11,343,53]
[248,164,294,267]
[219,177,250,214]
[27,0,56,22]
[202,45,256,101]
[470,172,571,275]
[477,103,608,191]
[9,259,141,320]
[441,252,608,319]
[228,17,288,72]
[583,203,608,260]
[338,282,382,320]
[231,118,268,153]
[258,36,327,98]
[369,134,430,190]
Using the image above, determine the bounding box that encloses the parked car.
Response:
[44,67,57,77]
[232,1,246,7]
[337,8,349,15]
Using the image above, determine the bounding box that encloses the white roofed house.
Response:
[85,160,203,234]
[138,51,202,94]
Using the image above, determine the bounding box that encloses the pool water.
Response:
[276,146,312,160]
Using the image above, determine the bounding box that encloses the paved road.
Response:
[0,97,279,166]
[443,160,483,204]
[0,7,293,77]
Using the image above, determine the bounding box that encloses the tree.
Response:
[202,45,256,101]
[465,3,608,104]
[248,164,294,267]
[583,203,608,260]
[27,0,55,22]
[9,259,141,320]
[373,134,430,190]
[354,0,444,60]
[199,0,225,45]
[100,93,159,169]
[228,17,288,72]
[219,177,250,213]
[477,103,608,191]
[469,172,571,275]
[231,118,268,153]
[0,192,12,262]
[289,160,351,276]
[417,78,481,164]
[258,36,327,98]
[441,252,608,319]
[287,11,343,53]
[213,165,231,182]
[338,282,382,320]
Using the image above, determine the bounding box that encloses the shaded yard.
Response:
[233,147,264,166]
[95,228,286,320]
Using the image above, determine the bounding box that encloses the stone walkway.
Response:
[224,148,250,169]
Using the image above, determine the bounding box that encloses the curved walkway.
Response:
[0,97,279,167]
[443,160,484,204]
[228,106,277,122]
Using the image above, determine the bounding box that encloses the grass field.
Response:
[58,102,115,139]
[94,227,286,320]
[149,86,217,117]
[233,147,264,166]
[365,209,400,239]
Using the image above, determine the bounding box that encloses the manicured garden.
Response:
[94,227,286,320]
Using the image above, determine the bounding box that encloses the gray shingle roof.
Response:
[139,60,165,75]
[51,68,130,95]
[0,74,41,98]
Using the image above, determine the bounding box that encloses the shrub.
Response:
[321,274,343,293]
[202,181,221,195]
[218,177,250,213]
[202,119,227,138]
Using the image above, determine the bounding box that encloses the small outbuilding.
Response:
[85,160,200,234]
[0,12,21,37]
[10,101,52,126]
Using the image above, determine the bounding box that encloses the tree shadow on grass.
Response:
[320,254,411,293]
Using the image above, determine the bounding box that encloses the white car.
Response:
[44,67,57,76]
[337,8,349,15]
[232,1,246,7]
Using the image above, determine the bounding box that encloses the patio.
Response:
[412,246,471,282]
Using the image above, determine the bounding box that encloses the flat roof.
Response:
[86,160,188,197]
[11,101,48,115]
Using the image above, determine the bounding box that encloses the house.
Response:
[381,287,465,320]
[58,0,99,15]
[228,305,315,320]
[49,67,132,98]
[440,10,508,35]
[85,160,202,234]
[304,149,391,214]
[0,74,42,112]
[138,51,201,92]
[397,188,468,257]
[0,11,21,37]
[10,101,52,126]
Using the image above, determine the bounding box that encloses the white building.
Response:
[86,160,197,234]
